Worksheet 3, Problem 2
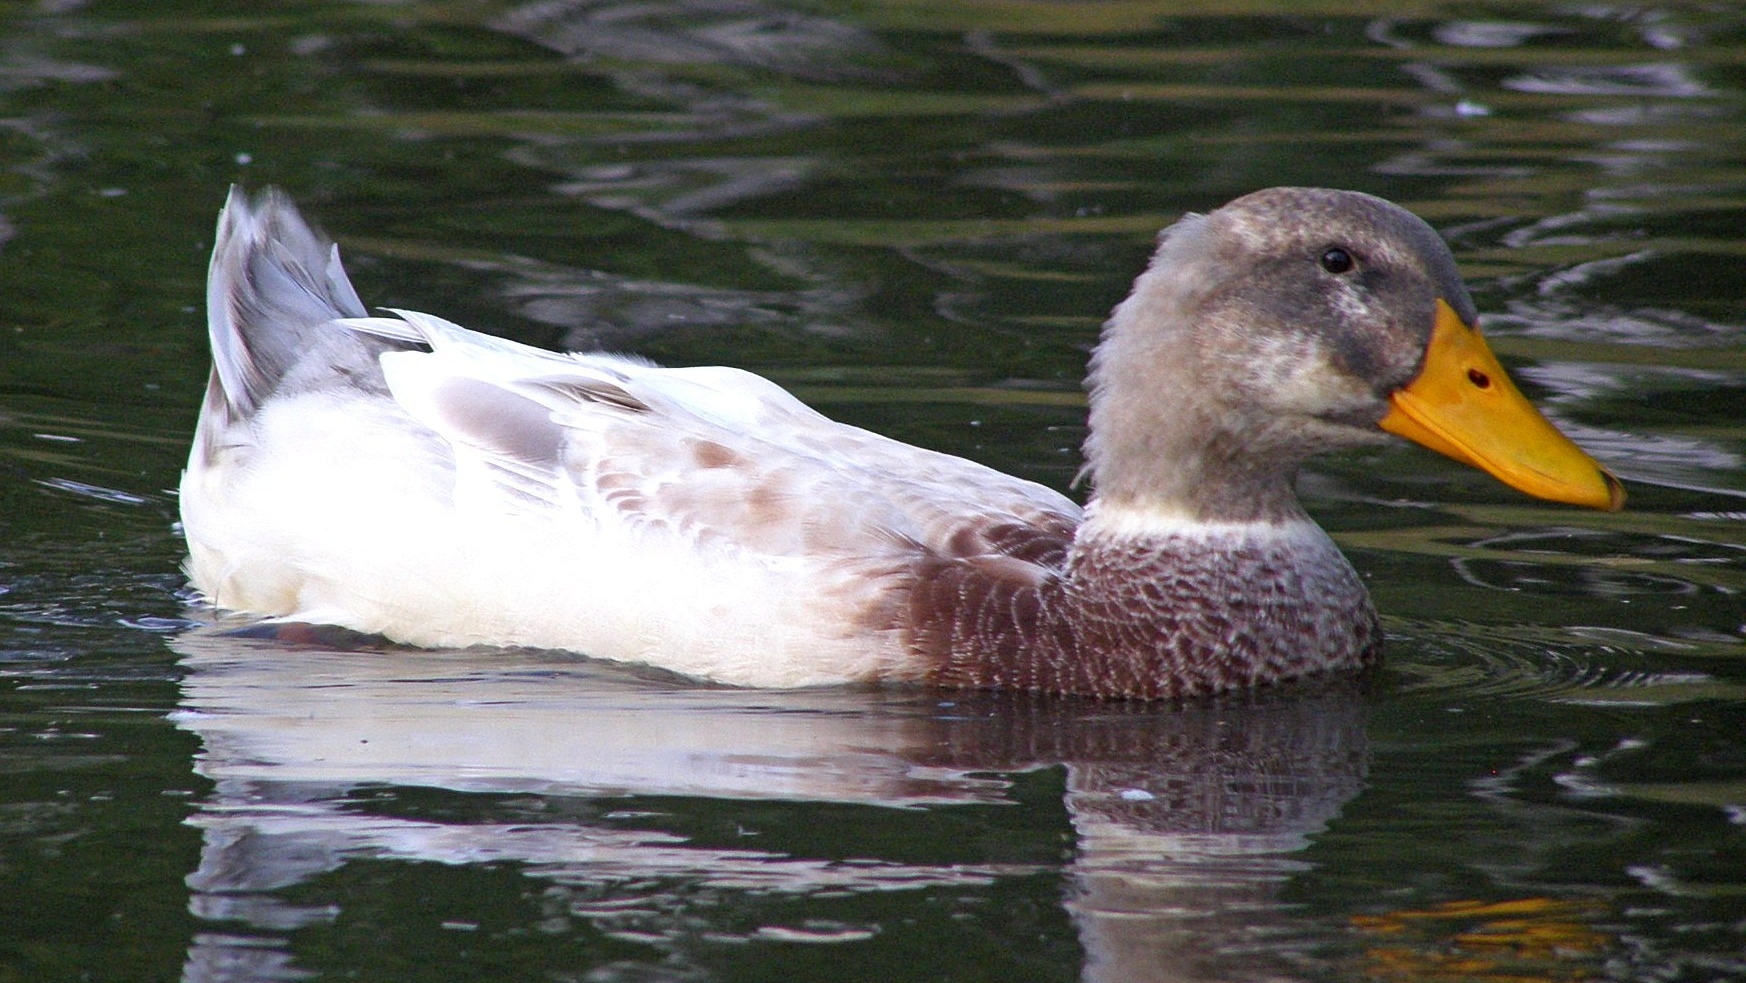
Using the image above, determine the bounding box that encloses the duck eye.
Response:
[1467,368,1491,389]
[1320,247,1354,274]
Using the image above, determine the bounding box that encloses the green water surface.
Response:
[1,2,1743,981]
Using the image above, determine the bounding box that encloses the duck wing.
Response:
[340,309,1084,569]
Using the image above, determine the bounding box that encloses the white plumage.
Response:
[182,188,1078,687]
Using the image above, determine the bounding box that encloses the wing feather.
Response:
[353,309,1083,567]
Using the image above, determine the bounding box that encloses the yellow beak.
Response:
[1379,300,1624,511]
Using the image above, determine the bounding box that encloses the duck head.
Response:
[1084,187,1624,522]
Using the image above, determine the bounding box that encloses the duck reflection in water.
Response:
[172,626,1368,983]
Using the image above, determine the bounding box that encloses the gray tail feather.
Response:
[204,186,406,423]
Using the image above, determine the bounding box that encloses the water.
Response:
[1,2,1743,980]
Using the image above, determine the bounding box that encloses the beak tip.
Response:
[1600,469,1626,512]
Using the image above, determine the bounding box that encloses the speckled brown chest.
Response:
[900,526,1382,700]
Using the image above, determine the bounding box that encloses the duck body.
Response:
[182,187,1618,698]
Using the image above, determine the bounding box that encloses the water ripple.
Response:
[1389,620,1744,704]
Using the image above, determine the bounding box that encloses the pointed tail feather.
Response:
[204,186,400,422]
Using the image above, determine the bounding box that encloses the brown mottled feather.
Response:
[895,524,1380,700]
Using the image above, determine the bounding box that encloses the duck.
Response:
[180,186,1623,699]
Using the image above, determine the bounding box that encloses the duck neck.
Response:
[1080,259,1317,525]
[1081,383,1312,526]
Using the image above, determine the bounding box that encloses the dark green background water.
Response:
[2,2,1743,981]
